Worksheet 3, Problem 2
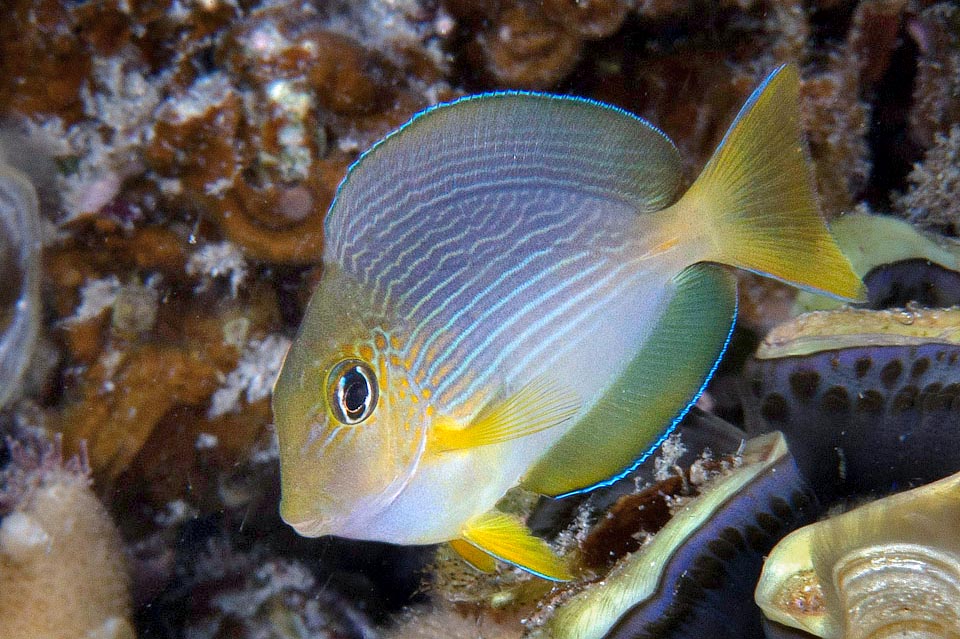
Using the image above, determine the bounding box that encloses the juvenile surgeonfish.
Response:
[272,64,865,580]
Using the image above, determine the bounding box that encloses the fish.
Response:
[271,63,865,581]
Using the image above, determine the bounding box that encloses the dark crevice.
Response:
[863,20,923,208]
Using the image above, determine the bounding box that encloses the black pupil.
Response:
[342,369,368,415]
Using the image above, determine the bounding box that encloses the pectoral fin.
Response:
[429,375,579,453]
[460,511,572,581]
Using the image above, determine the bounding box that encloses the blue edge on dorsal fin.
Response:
[327,89,675,220]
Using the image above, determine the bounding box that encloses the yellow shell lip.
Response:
[756,307,960,359]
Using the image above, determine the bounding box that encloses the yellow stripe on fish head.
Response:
[272,266,430,539]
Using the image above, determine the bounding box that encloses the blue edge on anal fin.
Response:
[521,264,739,499]
[557,299,738,498]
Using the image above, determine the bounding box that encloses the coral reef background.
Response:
[1,0,959,637]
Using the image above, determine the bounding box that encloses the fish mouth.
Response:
[280,489,392,539]
[281,511,329,538]
[282,499,386,540]
[279,497,332,538]
[281,423,430,541]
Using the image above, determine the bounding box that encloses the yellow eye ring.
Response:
[327,359,378,424]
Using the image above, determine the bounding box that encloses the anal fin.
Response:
[521,263,737,496]
[460,511,572,581]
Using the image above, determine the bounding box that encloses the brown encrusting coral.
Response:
[576,475,685,571]
[0,0,959,637]
[907,3,960,150]
[143,4,447,264]
[474,2,586,89]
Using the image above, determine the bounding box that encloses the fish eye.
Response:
[327,359,378,424]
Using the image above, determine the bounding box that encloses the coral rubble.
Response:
[895,124,960,230]
[0,437,134,639]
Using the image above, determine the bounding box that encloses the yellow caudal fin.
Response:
[673,64,866,302]
[460,511,572,581]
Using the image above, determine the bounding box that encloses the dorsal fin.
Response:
[325,92,684,266]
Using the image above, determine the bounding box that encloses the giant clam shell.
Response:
[539,431,816,639]
[796,213,960,312]
[0,160,41,409]
[755,467,960,639]
[743,307,960,502]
